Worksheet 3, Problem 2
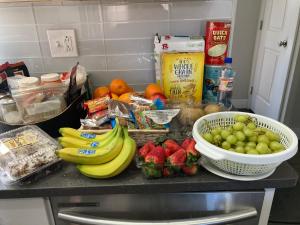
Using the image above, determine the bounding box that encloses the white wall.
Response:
[231,0,261,105]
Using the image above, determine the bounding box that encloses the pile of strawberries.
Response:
[137,138,201,178]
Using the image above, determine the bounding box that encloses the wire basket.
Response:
[192,111,298,176]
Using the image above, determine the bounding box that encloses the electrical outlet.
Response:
[47,29,78,57]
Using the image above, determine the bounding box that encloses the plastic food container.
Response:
[0,97,22,124]
[18,77,40,88]
[192,111,298,176]
[136,156,199,179]
[11,84,67,123]
[0,125,61,184]
[41,73,61,85]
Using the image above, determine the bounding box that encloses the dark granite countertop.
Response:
[0,161,297,199]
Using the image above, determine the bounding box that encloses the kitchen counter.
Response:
[0,161,297,199]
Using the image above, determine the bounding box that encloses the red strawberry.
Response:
[143,167,162,178]
[164,148,173,157]
[182,164,198,176]
[181,138,193,150]
[186,140,200,163]
[167,148,186,171]
[145,146,165,168]
[138,141,156,160]
[163,167,174,177]
[163,139,181,152]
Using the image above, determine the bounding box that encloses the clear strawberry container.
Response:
[136,156,200,179]
[0,125,61,184]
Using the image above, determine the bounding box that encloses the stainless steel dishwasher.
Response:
[50,191,266,225]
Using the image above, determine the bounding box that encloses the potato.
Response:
[204,104,221,114]
[179,107,205,125]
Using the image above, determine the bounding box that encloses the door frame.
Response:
[248,0,300,121]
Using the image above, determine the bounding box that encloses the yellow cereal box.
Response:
[161,52,205,103]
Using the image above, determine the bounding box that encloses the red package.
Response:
[205,21,231,65]
[84,96,110,115]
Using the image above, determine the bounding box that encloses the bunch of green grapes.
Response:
[202,114,285,155]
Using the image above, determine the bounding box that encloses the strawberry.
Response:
[163,167,174,177]
[164,148,173,157]
[138,141,156,160]
[182,164,198,176]
[163,139,181,152]
[145,146,165,168]
[167,148,186,171]
[143,167,162,178]
[185,139,200,163]
[181,138,193,150]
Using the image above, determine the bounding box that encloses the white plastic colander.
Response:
[192,111,298,176]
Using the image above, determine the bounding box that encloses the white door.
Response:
[249,0,300,120]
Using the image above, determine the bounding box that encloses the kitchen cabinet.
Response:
[0,198,53,225]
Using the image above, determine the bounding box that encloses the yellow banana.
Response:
[59,125,117,142]
[58,126,118,149]
[57,127,124,165]
[77,128,136,178]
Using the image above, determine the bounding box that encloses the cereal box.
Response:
[154,35,205,86]
[161,52,205,103]
[205,21,231,65]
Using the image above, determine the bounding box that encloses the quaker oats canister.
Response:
[205,21,231,65]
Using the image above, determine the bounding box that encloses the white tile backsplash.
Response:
[106,53,154,70]
[0,0,233,86]
[37,23,104,41]
[103,21,169,39]
[0,6,35,25]
[105,38,153,54]
[0,25,38,42]
[102,3,169,22]
[0,42,41,59]
[170,0,233,20]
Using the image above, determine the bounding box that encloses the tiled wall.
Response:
[0,0,233,88]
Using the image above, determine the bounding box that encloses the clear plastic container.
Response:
[0,97,22,124]
[0,125,61,184]
[11,84,67,123]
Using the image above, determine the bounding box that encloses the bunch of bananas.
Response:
[56,125,136,178]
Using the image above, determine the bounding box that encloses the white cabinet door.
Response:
[0,198,53,225]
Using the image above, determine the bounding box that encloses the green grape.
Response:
[213,134,222,146]
[203,133,213,143]
[233,122,245,131]
[236,141,246,147]
[247,122,257,130]
[255,127,266,135]
[226,126,233,133]
[257,135,270,145]
[246,142,256,148]
[235,146,245,154]
[211,127,222,136]
[256,142,271,154]
[235,131,246,141]
[221,130,231,140]
[244,146,253,152]
[226,135,237,145]
[265,130,280,142]
[243,127,255,137]
[228,148,235,152]
[222,141,231,150]
[235,115,250,123]
[247,149,259,155]
[248,135,258,143]
[269,141,285,151]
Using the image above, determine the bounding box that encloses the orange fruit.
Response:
[93,86,110,99]
[145,83,163,99]
[109,79,130,96]
[118,92,133,104]
[111,93,119,100]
